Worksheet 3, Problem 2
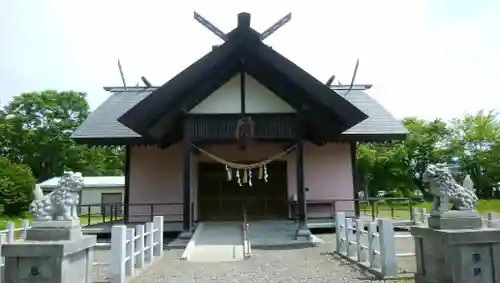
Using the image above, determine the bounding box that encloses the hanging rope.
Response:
[189,142,297,170]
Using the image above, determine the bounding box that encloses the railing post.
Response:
[6,222,14,243]
[345,218,355,258]
[125,228,135,277]
[331,201,337,219]
[153,216,164,257]
[487,212,493,228]
[355,219,366,262]
[135,224,145,268]
[145,222,154,263]
[411,208,419,225]
[409,198,413,221]
[87,206,91,226]
[191,203,195,227]
[334,212,346,254]
[367,222,379,269]
[370,200,376,221]
[110,225,126,283]
[421,208,428,225]
[102,204,107,223]
[150,205,154,222]
[20,220,30,240]
[378,219,397,277]
[0,233,5,281]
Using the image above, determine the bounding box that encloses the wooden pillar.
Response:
[124,145,131,223]
[295,112,310,237]
[296,138,307,225]
[182,120,192,233]
[350,141,360,217]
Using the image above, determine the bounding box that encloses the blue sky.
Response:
[1,0,499,120]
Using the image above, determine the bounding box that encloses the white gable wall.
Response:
[244,74,296,113]
[188,73,296,114]
[189,75,241,114]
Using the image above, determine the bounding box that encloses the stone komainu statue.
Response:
[422,164,478,211]
[29,171,84,221]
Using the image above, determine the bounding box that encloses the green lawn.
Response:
[0,214,121,231]
[360,200,500,220]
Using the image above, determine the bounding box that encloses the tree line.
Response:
[1,90,499,215]
[0,90,124,215]
[358,111,500,199]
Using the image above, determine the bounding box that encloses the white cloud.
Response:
[0,0,498,121]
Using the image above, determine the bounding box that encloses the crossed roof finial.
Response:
[193,11,292,42]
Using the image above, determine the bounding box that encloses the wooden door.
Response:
[198,162,288,221]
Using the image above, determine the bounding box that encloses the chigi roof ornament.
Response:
[106,12,293,93]
[193,11,292,42]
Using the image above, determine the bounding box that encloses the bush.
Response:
[0,156,36,216]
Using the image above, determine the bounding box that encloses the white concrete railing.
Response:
[95,216,164,283]
[0,219,31,244]
[486,212,500,228]
[410,207,429,225]
[411,208,500,228]
[334,212,397,278]
[0,220,31,283]
[337,209,500,279]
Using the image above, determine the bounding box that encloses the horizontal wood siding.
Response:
[188,114,297,140]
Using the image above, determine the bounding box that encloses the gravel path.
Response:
[93,247,112,283]
[119,233,416,283]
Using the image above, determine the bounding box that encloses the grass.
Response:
[360,199,500,220]
[0,214,121,231]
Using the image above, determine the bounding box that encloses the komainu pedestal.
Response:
[1,172,96,283]
[412,223,500,283]
[412,164,500,283]
[1,219,96,283]
[428,209,483,230]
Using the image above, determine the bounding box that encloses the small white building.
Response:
[37,176,125,216]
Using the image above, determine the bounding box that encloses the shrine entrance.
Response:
[197,161,288,221]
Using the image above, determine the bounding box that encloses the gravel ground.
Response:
[93,246,112,283]
[392,234,416,274]
[106,232,416,283]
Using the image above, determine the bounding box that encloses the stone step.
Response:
[184,222,245,262]
[188,244,244,262]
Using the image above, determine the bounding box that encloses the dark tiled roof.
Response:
[71,89,407,141]
[72,91,149,139]
[340,90,408,136]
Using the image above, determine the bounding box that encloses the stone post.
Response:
[334,212,346,254]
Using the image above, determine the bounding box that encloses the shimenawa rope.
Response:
[188,143,297,170]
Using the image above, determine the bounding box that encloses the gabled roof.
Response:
[337,89,408,140]
[71,90,145,144]
[71,87,408,144]
[117,13,368,142]
[38,176,125,189]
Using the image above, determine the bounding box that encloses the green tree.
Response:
[448,110,500,198]
[402,117,451,195]
[1,90,90,180]
[357,141,412,197]
[74,146,125,176]
[0,156,36,216]
[1,90,124,181]
[357,117,451,199]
